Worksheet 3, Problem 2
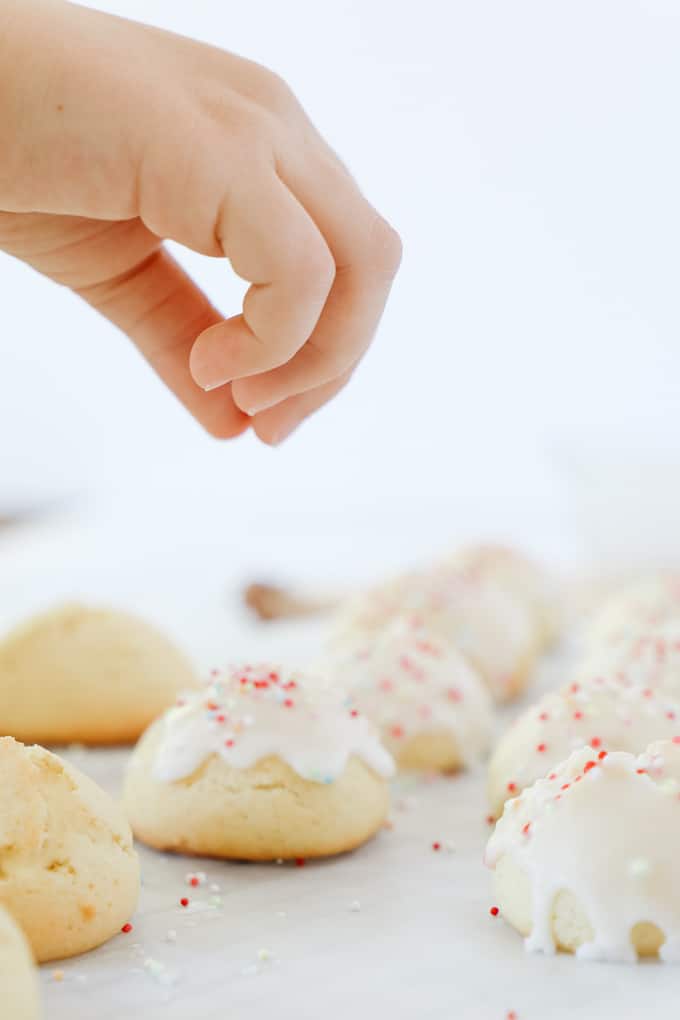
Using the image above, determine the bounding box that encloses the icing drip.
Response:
[492,676,680,805]
[486,742,680,962]
[150,665,395,784]
[321,616,493,764]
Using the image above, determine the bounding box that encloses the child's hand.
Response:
[0,0,401,443]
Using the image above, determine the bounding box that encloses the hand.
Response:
[0,0,401,443]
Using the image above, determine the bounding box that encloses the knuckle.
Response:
[366,215,403,276]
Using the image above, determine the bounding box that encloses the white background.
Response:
[4,0,680,576]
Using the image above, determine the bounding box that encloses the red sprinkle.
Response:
[573,711,583,720]
[432,842,441,851]
[561,783,571,790]
[583,760,597,773]
[121,923,133,934]
[190,877,200,888]
[489,906,500,917]
[180,898,189,908]
[350,709,359,718]
[507,781,517,793]
[536,743,547,753]
[673,736,680,745]
[391,724,405,739]
[295,858,306,868]
[283,699,294,709]
[548,772,557,780]
[598,750,608,760]
[590,737,602,748]
[225,739,234,748]
[507,1012,518,1020]
[570,683,580,693]
[521,822,531,836]
[538,712,549,721]
[486,814,495,826]
[636,768,647,774]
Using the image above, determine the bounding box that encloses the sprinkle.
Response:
[283,698,294,708]
[561,783,571,790]
[121,923,133,934]
[598,750,608,760]
[432,842,441,851]
[225,739,234,748]
[573,711,583,720]
[52,970,64,982]
[350,709,359,718]
[507,1012,518,1020]
[548,772,557,781]
[210,883,221,893]
[295,858,306,868]
[486,814,496,826]
[507,781,517,794]
[180,898,189,907]
[538,711,549,721]
[583,760,597,773]
[447,688,462,702]
[636,768,647,774]
[349,900,361,912]
[590,737,602,748]
[673,736,680,745]
[390,724,405,739]
[536,743,547,753]
[570,683,580,693]
[521,822,531,836]
[489,906,500,917]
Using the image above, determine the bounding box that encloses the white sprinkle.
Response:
[165,929,177,943]
[349,900,361,912]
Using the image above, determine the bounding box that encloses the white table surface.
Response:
[0,514,672,1020]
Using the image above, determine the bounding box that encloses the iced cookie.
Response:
[123,665,394,860]
[330,567,539,703]
[0,737,139,962]
[588,575,680,647]
[574,621,680,698]
[451,544,560,647]
[486,742,680,962]
[0,906,40,1020]
[487,676,680,817]
[0,603,196,744]
[321,616,493,772]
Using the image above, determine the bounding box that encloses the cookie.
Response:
[486,742,680,961]
[321,616,493,772]
[588,574,680,647]
[0,906,40,1020]
[451,543,560,647]
[123,665,394,860]
[0,737,139,962]
[0,603,196,744]
[487,676,680,817]
[330,567,539,703]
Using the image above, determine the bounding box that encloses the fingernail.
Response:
[202,380,228,393]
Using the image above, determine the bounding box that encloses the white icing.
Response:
[493,676,680,803]
[486,742,680,962]
[575,622,680,698]
[449,544,558,641]
[320,616,494,765]
[150,665,395,784]
[330,566,537,700]
[588,575,680,647]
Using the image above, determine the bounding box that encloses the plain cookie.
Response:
[0,737,139,962]
[0,603,196,744]
[0,906,40,1020]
